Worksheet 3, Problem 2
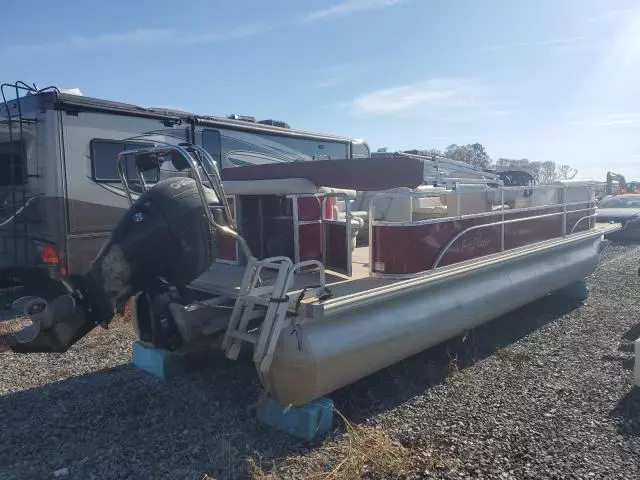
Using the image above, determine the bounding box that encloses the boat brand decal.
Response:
[170,179,192,190]
[458,233,492,253]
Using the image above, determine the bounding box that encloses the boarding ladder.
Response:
[222,257,326,373]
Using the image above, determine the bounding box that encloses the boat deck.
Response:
[189,246,387,298]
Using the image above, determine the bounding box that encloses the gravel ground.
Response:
[1,242,640,479]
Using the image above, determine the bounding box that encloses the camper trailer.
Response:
[0,82,370,299]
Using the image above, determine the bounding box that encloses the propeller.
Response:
[1,295,76,347]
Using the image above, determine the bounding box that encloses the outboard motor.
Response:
[5,177,220,353]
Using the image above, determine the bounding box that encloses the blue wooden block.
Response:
[131,340,184,379]
[257,396,334,442]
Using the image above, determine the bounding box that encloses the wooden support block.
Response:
[256,396,334,442]
[131,340,185,380]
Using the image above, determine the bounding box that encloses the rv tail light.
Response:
[39,243,60,265]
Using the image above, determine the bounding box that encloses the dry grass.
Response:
[246,410,419,480]
[446,351,460,377]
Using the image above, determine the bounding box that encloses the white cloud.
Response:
[2,0,408,55]
[349,78,481,115]
[302,0,408,23]
[3,29,172,54]
[482,36,585,52]
[178,23,273,45]
[1,24,269,55]
[570,113,640,128]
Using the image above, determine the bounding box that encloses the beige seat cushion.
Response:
[350,187,412,222]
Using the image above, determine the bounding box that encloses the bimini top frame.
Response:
[115,142,254,261]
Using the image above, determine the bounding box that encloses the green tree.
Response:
[444,143,492,169]
[496,158,578,182]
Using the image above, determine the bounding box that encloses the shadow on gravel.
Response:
[0,294,584,479]
[0,349,287,479]
[331,293,584,422]
[611,387,640,438]
[622,323,640,342]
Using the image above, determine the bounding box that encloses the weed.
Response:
[247,409,413,479]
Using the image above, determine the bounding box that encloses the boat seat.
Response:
[320,187,357,200]
[328,200,364,251]
[342,187,412,241]
[446,190,492,215]
[412,205,449,221]
[349,187,412,220]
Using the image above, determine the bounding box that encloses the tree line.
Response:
[403,143,578,183]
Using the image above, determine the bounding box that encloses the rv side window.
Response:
[0,140,26,186]
[201,129,221,169]
[90,139,156,183]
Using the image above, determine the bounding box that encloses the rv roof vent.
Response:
[227,114,256,122]
[258,119,290,129]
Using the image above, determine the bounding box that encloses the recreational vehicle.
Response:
[0,82,369,299]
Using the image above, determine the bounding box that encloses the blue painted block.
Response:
[131,340,184,380]
[554,280,589,302]
[257,396,334,442]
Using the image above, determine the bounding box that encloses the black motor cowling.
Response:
[90,177,219,307]
[8,177,220,353]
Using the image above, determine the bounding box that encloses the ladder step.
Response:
[237,295,271,307]
[230,331,258,343]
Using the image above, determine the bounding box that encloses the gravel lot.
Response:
[1,242,640,479]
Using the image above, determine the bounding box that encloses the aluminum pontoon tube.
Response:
[262,231,606,406]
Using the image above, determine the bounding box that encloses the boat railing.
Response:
[371,198,595,227]
[370,183,596,225]
[287,192,354,276]
[368,184,597,277]
[115,142,254,261]
[569,213,599,235]
[430,206,595,269]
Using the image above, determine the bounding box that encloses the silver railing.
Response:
[116,142,253,261]
[288,192,354,276]
[430,206,594,269]
[369,184,597,275]
[569,213,599,235]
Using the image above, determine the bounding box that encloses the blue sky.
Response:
[2,0,639,180]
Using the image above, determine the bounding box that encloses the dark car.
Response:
[596,194,640,240]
